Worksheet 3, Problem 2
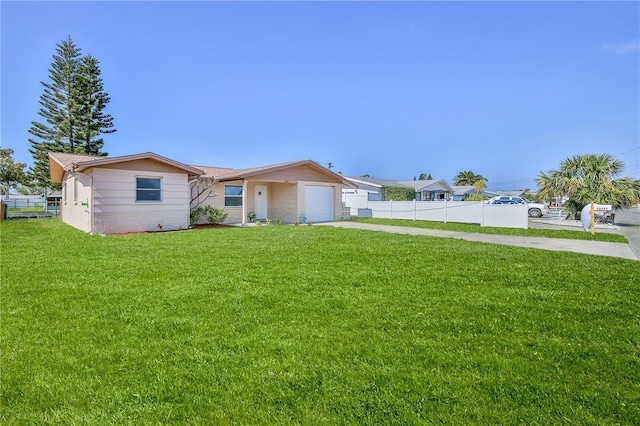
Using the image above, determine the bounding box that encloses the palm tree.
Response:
[473,178,487,195]
[537,153,640,216]
[454,170,488,186]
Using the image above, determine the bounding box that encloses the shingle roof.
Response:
[48,152,104,168]
[48,152,354,187]
[48,151,204,183]
[192,160,354,187]
[193,160,307,180]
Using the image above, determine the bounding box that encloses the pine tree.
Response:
[28,36,82,185]
[28,36,115,186]
[77,55,115,156]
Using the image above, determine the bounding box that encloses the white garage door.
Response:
[304,186,334,223]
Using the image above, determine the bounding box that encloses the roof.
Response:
[48,152,204,183]
[343,176,405,188]
[452,185,477,195]
[345,176,453,192]
[193,159,356,187]
[396,180,453,192]
[48,152,354,187]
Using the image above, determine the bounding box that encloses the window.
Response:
[224,185,243,207]
[136,177,162,201]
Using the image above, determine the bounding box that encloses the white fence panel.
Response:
[369,200,393,218]
[415,202,447,221]
[344,196,529,229]
[483,204,528,228]
[342,193,369,216]
[390,201,416,220]
[445,201,483,223]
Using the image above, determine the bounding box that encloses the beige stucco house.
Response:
[192,159,354,225]
[49,152,354,234]
[49,152,203,234]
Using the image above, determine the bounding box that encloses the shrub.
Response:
[465,194,489,201]
[190,206,228,225]
[204,206,228,224]
[385,187,415,201]
[190,206,204,225]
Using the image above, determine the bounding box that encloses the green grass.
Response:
[1,219,639,424]
[354,217,629,243]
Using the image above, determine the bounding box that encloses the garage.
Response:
[304,186,334,223]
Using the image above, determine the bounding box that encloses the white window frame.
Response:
[136,177,162,202]
[224,184,243,207]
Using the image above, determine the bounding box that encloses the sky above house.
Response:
[2,1,638,191]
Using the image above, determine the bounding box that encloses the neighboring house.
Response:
[49,152,354,234]
[396,180,453,201]
[343,176,453,201]
[451,187,526,201]
[341,176,405,201]
[451,185,477,201]
[193,160,355,225]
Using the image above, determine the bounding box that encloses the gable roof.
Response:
[194,159,356,187]
[48,152,204,183]
[343,176,403,188]
[452,185,477,195]
[396,179,453,192]
[345,176,453,192]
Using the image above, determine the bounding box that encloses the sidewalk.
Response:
[319,221,639,261]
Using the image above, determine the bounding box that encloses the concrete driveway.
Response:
[529,206,640,260]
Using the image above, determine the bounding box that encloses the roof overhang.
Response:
[213,159,357,188]
[48,152,204,183]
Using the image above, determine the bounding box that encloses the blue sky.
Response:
[2,1,638,190]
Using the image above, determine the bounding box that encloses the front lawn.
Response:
[1,219,638,424]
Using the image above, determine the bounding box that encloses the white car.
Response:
[487,196,549,218]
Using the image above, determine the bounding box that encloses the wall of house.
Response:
[270,182,297,223]
[91,167,190,234]
[197,180,244,223]
[252,165,333,182]
[196,180,300,224]
[61,171,93,233]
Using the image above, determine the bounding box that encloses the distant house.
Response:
[343,176,453,201]
[396,180,453,201]
[341,176,404,201]
[451,186,526,201]
[451,185,477,201]
[49,152,354,234]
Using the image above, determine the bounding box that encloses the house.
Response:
[450,186,527,201]
[192,159,354,225]
[343,176,453,201]
[396,180,453,201]
[341,176,405,201]
[451,185,477,201]
[49,152,204,234]
[49,152,354,234]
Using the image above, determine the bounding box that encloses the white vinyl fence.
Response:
[343,193,528,229]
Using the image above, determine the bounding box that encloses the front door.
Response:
[254,185,268,219]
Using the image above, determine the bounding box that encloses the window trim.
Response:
[224,184,243,207]
[136,176,162,202]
